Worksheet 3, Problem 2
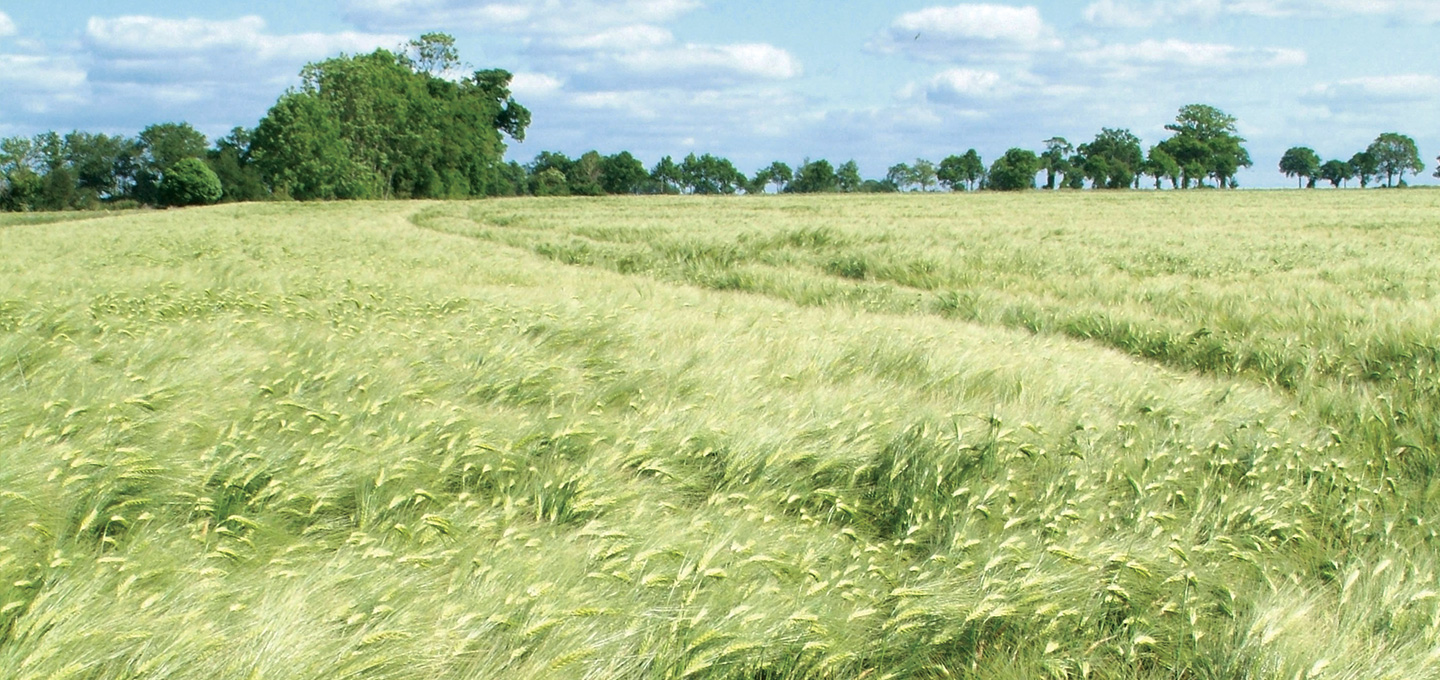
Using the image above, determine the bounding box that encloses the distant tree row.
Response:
[1279,133,1428,188]
[2,34,1434,212]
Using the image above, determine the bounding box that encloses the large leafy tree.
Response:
[207,127,269,203]
[1077,128,1143,189]
[135,123,208,204]
[1144,146,1181,189]
[568,151,605,196]
[1366,133,1423,187]
[1348,151,1378,189]
[886,163,914,192]
[1278,147,1321,188]
[938,150,985,191]
[251,35,529,200]
[752,161,793,194]
[1319,159,1353,188]
[958,149,985,191]
[911,158,938,192]
[1040,137,1073,190]
[62,131,139,203]
[677,153,744,195]
[1159,104,1251,188]
[0,136,45,211]
[651,156,681,194]
[790,159,838,194]
[600,151,648,195]
[986,148,1039,191]
[836,160,863,193]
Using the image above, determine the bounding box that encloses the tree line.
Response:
[1,34,1434,211]
[1279,133,1427,189]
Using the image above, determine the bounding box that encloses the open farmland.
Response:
[2,192,1440,679]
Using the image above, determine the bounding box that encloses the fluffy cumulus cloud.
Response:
[874,4,1062,60]
[84,16,403,68]
[341,0,702,34]
[0,15,405,136]
[0,11,17,38]
[0,55,88,118]
[528,24,800,90]
[1084,0,1440,27]
[82,15,402,124]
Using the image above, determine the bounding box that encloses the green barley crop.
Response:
[1,192,1438,678]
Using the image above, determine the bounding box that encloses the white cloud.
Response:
[897,4,1055,45]
[922,68,1010,99]
[0,54,87,93]
[342,0,702,34]
[549,24,675,52]
[510,72,565,98]
[876,4,1062,59]
[1305,74,1440,104]
[612,43,800,81]
[85,16,403,63]
[1084,0,1440,26]
[1074,39,1306,72]
[0,11,17,38]
[529,23,801,90]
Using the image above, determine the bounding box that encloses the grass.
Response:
[1,193,1438,679]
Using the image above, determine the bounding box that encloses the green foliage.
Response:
[752,161,792,194]
[207,128,269,203]
[158,157,223,207]
[253,92,373,200]
[404,32,461,75]
[986,148,1039,191]
[1279,147,1322,188]
[1320,159,1353,188]
[1367,133,1424,187]
[1159,104,1252,188]
[600,152,649,195]
[886,162,914,191]
[679,153,745,194]
[790,158,838,193]
[250,36,529,200]
[936,150,985,191]
[651,156,682,194]
[1349,151,1379,188]
[1078,128,1143,189]
[1039,137,1073,190]
[836,160,862,193]
[1143,146,1180,189]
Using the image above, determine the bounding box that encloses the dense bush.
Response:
[158,157,223,207]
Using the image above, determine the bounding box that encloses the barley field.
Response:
[2,192,1439,679]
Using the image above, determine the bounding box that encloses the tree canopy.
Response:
[1158,104,1251,188]
[1279,147,1321,188]
[986,148,1039,191]
[251,36,530,200]
[1367,133,1424,187]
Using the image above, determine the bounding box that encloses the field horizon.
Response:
[2,192,1439,679]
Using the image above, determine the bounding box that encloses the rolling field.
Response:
[2,192,1440,679]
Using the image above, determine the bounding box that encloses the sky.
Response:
[1,0,1437,187]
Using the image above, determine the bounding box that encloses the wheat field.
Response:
[2,192,1439,679]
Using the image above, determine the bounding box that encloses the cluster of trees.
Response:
[0,124,226,211]
[1279,133,1428,188]
[3,32,1436,211]
[1,34,530,211]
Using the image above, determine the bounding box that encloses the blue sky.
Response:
[2,0,1437,187]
